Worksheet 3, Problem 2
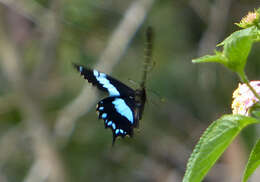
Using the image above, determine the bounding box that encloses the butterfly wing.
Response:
[96,96,138,144]
[74,64,135,97]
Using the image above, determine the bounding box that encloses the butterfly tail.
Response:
[112,135,116,146]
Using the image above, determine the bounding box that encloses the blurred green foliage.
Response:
[1,0,260,182]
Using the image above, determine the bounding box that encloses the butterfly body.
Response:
[74,65,146,144]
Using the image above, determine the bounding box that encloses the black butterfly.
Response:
[74,27,153,144]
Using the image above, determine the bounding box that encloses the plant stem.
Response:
[239,70,260,101]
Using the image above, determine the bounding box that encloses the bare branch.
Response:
[0,6,67,182]
[0,0,50,24]
[31,0,62,84]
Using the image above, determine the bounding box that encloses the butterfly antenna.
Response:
[141,26,154,89]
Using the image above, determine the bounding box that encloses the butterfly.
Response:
[74,27,153,144]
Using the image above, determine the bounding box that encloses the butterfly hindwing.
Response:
[96,96,137,143]
[74,64,135,97]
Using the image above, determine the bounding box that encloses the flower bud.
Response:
[236,10,260,28]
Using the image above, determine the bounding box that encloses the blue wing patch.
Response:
[112,98,134,124]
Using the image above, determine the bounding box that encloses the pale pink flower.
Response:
[232,81,260,116]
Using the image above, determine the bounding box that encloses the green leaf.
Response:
[243,139,260,182]
[192,51,227,65]
[217,27,258,47]
[223,32,254,73]
[257,7,260,15]
[183,115,259,182]
[193,27,260,74]
[250,102,260,118]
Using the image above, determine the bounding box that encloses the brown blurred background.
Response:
[0,0,260,182]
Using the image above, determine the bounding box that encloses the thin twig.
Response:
[0,0,50,24]
[54,0,155,145]
[31,0,62,84]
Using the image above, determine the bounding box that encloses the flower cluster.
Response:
[232,81,260,116]
[236,10,260,28]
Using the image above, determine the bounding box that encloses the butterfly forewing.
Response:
[74,64,135,97]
